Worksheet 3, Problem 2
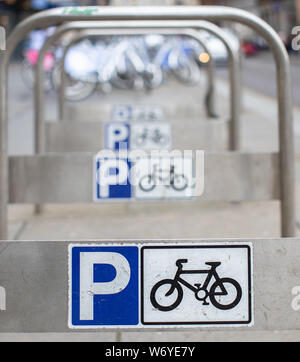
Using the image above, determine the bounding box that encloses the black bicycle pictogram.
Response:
[133,127,169,147]
[139,164,188,192]
[150,259,242,311]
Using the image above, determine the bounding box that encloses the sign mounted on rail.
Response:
[105,121,171,151]
[93,153,198,201]
[68,242,253,328]
[111,105,164,122]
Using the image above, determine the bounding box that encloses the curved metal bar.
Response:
[36,20,239,154]
[0,6,294,239]
[57,27,217,121]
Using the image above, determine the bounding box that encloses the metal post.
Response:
[0,6,295,239]
[57,27,217,121]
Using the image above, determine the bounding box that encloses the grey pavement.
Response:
[3,60,300,341]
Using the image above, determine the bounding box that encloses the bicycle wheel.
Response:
[139,175,156,192]
[172,174,188,191]
[155,134,169,147]
[21,59,53,92]
[209,277,242,310]
[143,64,164,89]
[150,279,183,312]
[64,77,97,102]
[133,134,146,147]
[51,64,97,102]
[169,50,201,85]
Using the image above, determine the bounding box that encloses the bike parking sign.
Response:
[93,153,198,201]
[130,122,171,150]
[69,242,253,328]
[133,156,194,200]
[111,105,164,122]
[142,244,252,325]
[104,121,171,151]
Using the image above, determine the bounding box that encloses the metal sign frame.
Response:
[0,6,295,240]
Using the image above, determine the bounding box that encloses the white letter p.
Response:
[79,252,130,320]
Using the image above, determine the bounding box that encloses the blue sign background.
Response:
[105,122,130,151]
[95,157,132,200]
[71,246,139,326]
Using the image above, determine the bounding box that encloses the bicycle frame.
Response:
[152,164,176,183]
[171,263,225,295]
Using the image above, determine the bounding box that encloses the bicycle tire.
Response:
[150,279,183,312]
[143,65,164,89]
[171,174,188,191]
[209,277,242,310]
[155,135,169,147]
[139,175,156,192]
[133,134,146,147]
[51,64,96,102]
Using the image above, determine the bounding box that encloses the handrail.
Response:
[0,6,294,239]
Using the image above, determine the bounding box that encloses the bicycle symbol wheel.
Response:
[150,277,242,312]
[150,279,183,312]
[172,174,188,191]
[209,277,242,310]
[139,174,156,192]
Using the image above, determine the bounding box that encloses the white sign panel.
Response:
[111,105,164,122]
[141,244,252,326]
[133,156,196,200]
[104,121,171,151]
[69,243,252,328]
[132,105,164,122]
[130,122,171,150]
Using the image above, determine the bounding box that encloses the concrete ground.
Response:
[3,62,300,341]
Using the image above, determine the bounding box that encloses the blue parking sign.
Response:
[105,122,130,151]
[94,156,132,200]
[69,245,139,327]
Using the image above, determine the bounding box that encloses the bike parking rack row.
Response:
[33,22,240,213]
[0,6,297,333]
[0,5,292,237]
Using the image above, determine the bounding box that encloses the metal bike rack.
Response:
[0,6,295,239]
[0,3,295,290]
[36,20,240,155]
[32,23,239,215]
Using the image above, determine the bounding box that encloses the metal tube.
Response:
[57,27,217,121]
[0,6,294,239]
